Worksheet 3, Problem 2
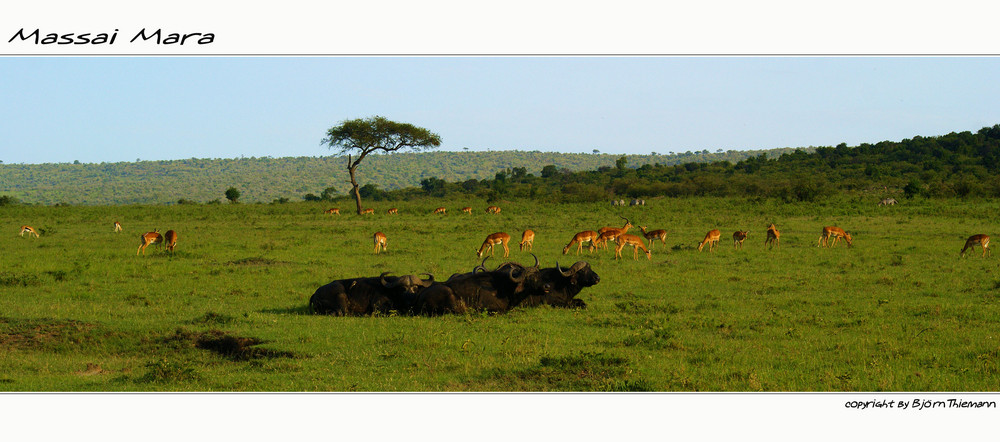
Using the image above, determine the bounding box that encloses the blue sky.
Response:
[2,56,1000,164]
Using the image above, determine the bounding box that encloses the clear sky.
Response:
[2,56,999,165]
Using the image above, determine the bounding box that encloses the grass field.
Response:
[2,196,999,391]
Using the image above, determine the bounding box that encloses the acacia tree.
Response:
[321,116,442,214]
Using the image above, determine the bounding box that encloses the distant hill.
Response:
[0,148,800,205]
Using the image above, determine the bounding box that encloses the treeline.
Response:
[368,125,1000,203]
[3,125,1000,206]
[0,149,791,206]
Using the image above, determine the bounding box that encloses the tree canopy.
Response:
[321,116,442,214]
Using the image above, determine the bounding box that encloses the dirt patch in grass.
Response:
[0,317,100,350]
[195,330,297,361]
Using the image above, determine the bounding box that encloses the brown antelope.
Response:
[476,232,511,258]
[765,223,780,249]
[961,234,991,258]
[434,207,447,215]
[19,225,39,238]
[519,229,535,251]
[698,229,721,252]
[360,208,375,215]
[114,221,122,233]
[324,208,340,215]
[486,205,501,214]
[386,208,398,215]
[818,226,853,248]
[594,231,617,250]
[639,226,667,249]
[137,230,164,255]
[563,231,600,255]
[164,230,178,253]
[374,232,387,254]
[598,216,633,244]
[615,234,652,260]
[461,207,472,214]
[733,230,748,249]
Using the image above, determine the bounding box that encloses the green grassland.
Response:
[2,196,999,391]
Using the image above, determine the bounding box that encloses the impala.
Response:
[360,208,375,215]
[486,205,501,214]
[698,229,721,252]
[598,216,633,244]
[519,229,535,251]
[137,230,163,255]
[386,208,398,215]
[818,226,853,248]
[374,232,387,254]
[324,208,340,215]
[114,221,122,233]
[615,234,652,260]
[476,232,511,258]
[594,231,617,250]
[461,207,472,214]
[733,230,748,249]
[639,226,667,249]
[960,234,991,258]
[434,207,447,215]
[765,223,780,249]
[164,230,178,253]
[562,230,600,255]
[19,225,39,238]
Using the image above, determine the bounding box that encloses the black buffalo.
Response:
[519,261,600,309]
[413,257,539,315]
[309,272,435,316]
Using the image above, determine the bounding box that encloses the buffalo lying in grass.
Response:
[310,256,600,316]
[414,257,538,315]
[309,272,434,316]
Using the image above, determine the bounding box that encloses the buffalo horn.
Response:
[380,271,398,288]
[419,273,435,287]
[556,261,572,277]
[473,257,490,274]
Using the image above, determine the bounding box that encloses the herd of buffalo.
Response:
[309,255,600,316]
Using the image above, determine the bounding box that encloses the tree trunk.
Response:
[348,165,362,215]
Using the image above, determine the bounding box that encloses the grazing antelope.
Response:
[137,230,163,255]
[324,208,340,215]
[960,234,991,258]
[114,221,122,233]
[360,208,375,215]
[818,226,853,248]
[639,226,667,249]
[519,229,535,251]
[164,230,178,253]
[374,232,387,254]
[476,232,511,258]
[563,231,600,255]
[19,225,39,238]
[878,198,897,206]
[597,216,634,249]
[698,229,721,252]
[615,234,652,260]
[387,208,398,215]
[461,207,472,214]
[765,223,780,249]
[434,207,447,215]
[486,205,501,214]
[733,231,748,249]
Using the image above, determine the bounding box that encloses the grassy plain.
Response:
[2,196,999,391]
